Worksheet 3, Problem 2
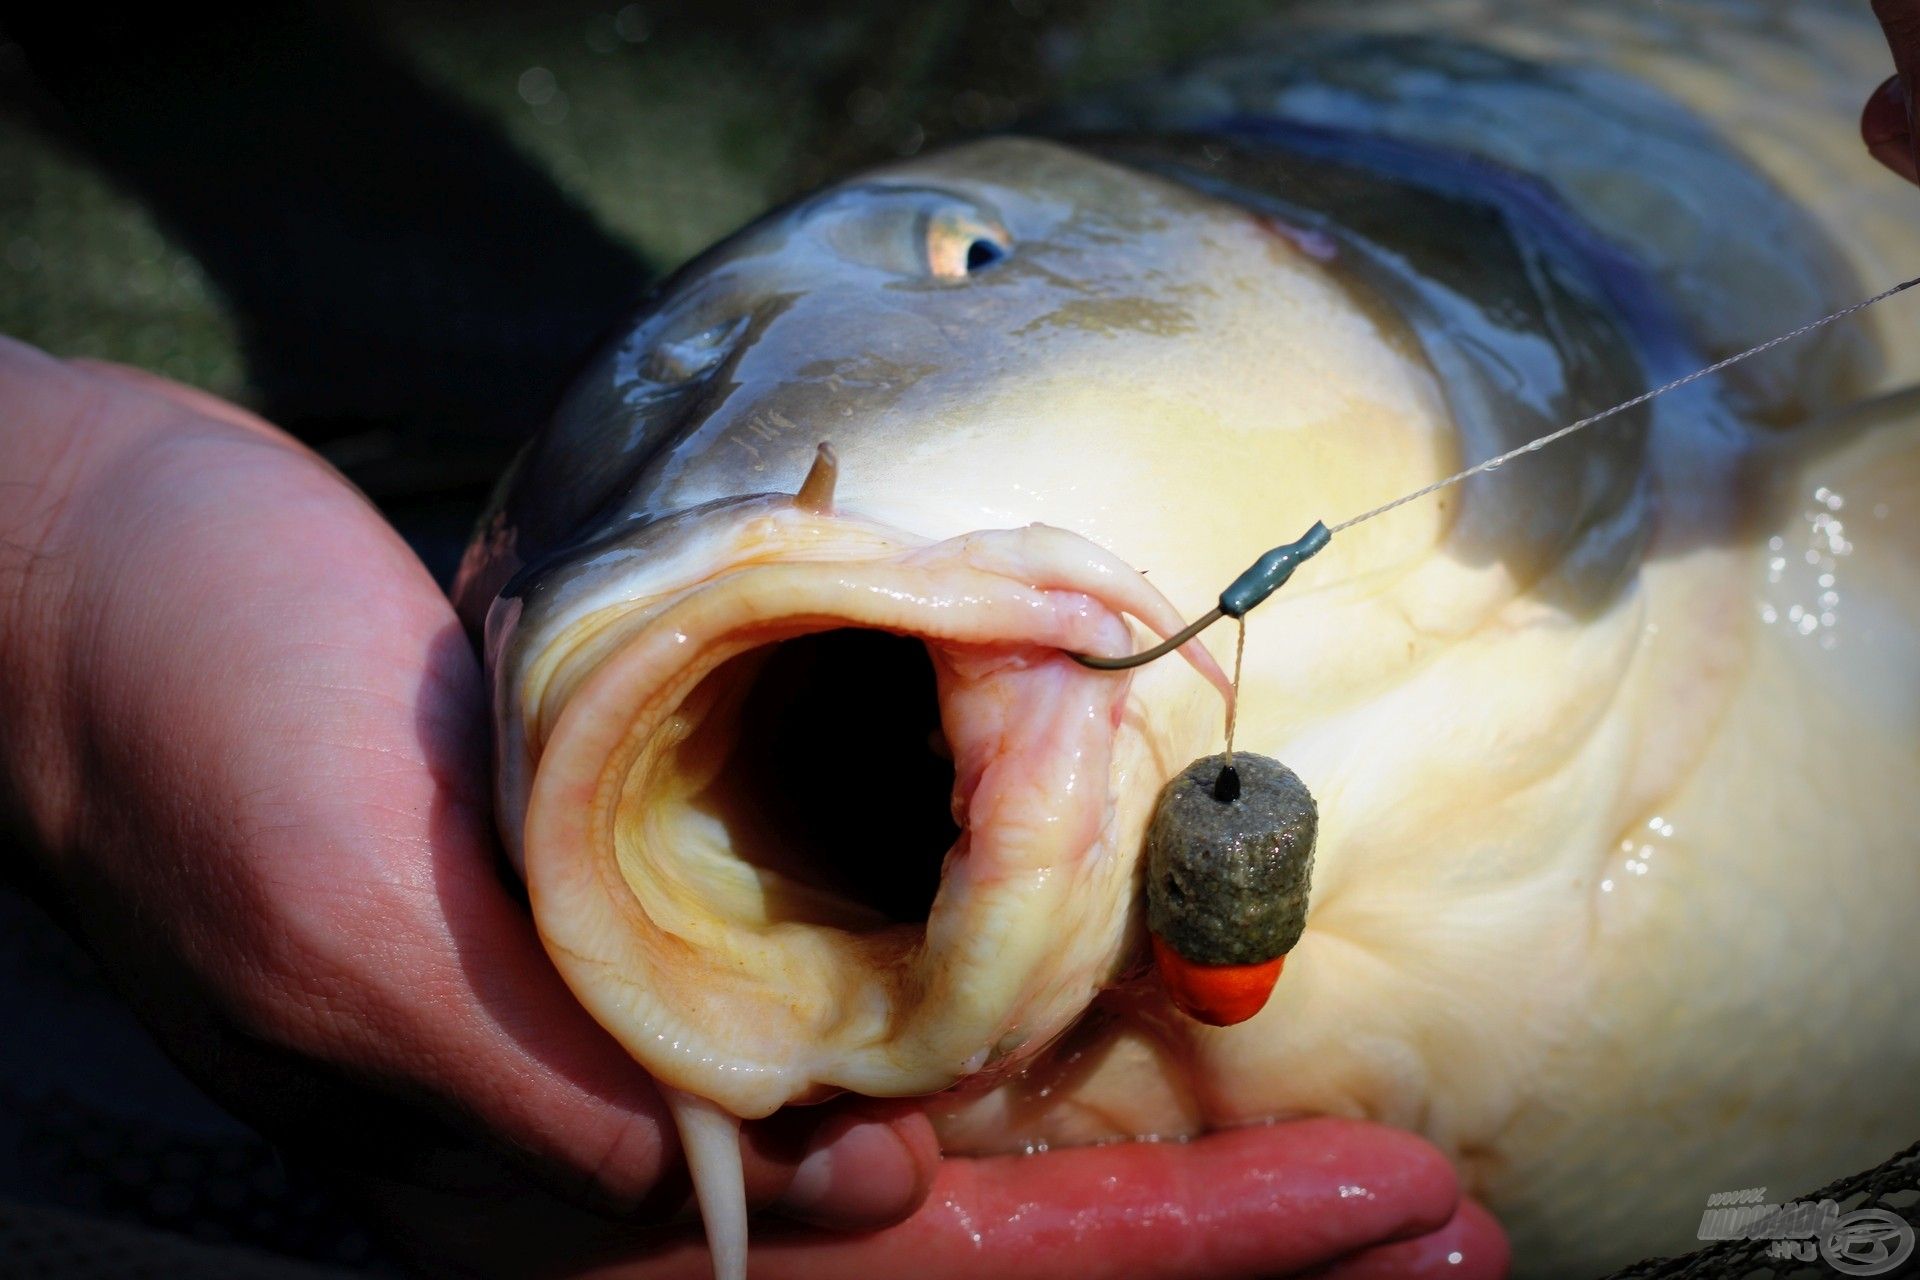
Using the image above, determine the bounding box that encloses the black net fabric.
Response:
[1601,1140,1920,1279]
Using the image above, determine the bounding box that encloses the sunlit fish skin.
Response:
[454,2,1920,1274]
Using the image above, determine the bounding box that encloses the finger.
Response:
[579,1117,1461,1280]
[66,356,293,444]
[1308,1198,1509,1280]
[1871,0,1920,181]
[771,1118,1459,1280]
[1863,75,1920,185]
[1874,0,1920,80]
[756,1100,941,1229]
[342,1116,1459,1279]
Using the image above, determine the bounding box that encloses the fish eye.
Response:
[805,186,1013,282]
[925,209,1012,282]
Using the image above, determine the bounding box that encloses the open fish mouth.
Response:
[502,507,1228,1118]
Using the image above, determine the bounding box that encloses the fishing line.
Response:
[1071,271,1920,672]
[1223,619,1246,763]
[1216,618,1248,802]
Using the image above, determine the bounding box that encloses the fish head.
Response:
[452,136,1597,1123]
[460,135,1467,646]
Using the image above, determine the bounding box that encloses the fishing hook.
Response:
[1071,522,1330,669]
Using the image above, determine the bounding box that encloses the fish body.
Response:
[454,3,1920,1273]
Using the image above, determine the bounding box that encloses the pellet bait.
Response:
[1146,753,1316,1026]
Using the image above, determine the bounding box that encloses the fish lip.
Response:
[512,510,1222,1116]
[494,503,1229,867]
[577,549,1127,864]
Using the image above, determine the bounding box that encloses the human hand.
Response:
[1867,0,1920,183]
[0,338,1505,1277]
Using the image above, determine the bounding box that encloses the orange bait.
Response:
[1150,934,1286,1026]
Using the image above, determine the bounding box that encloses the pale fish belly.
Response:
[932,4,1920,1273]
